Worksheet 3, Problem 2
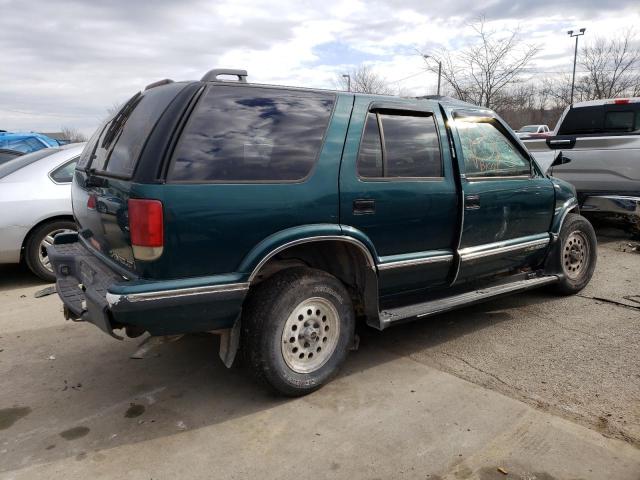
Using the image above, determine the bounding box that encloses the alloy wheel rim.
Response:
[562,230,589,280]
[281,297,340,374]
[39,228,75,273]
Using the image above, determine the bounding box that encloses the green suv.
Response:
[49,69,597,396]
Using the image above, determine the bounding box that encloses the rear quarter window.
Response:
[168,85,336,182]
[50,158,79,183]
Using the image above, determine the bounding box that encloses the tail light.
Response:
[87,194,97,210]
[614,99,630,104]
[128,199,164,261]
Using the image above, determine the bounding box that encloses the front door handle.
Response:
[353,199,376,215]
[465,194,480,210]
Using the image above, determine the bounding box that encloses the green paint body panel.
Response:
[62,87,585,337]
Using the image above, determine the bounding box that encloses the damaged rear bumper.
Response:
[47,236,249,338]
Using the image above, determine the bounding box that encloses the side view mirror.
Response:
[552,151,571,167]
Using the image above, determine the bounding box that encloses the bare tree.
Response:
[336,65,394,95]
[580,29,640,99]
[60,126,88,143]
[422,17,539,108]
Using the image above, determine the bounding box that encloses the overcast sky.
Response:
[1,0,638,135]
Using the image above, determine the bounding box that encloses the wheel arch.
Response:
[243,229,380,326]
[550,197,580,239]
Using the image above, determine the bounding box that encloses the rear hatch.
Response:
[72,82,188,275]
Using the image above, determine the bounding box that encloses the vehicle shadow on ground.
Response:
[2,288,560,473]
[0,264,49,292]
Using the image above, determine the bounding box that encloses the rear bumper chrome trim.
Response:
[106,282,250,306]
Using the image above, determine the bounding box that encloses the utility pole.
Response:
[568,28,586,107]
[422,55,442,96]
[342,74,351,92]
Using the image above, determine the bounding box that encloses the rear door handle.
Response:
[465,194,480,210]
[353,199,375,215]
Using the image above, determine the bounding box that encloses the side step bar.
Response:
[379,275,558,329]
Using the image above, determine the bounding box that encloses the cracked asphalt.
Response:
[0,228,639,479]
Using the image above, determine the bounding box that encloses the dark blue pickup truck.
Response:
[49,69,596,395]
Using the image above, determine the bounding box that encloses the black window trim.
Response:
[165,83,338,185]
[48,156,80,185]
[356,102,446,182]
[453,110,539,181]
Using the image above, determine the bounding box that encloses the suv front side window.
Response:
[456,118,530,178]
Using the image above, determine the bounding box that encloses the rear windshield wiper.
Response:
[101,92,143,150]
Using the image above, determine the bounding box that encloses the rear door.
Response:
[73,82,188,273]
[339,97,459,297]
[447,110,555,283]
[549,102,640,195]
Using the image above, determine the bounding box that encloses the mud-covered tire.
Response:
[242,267,355,396]
[551,213,597,295]
[24,220,77,282]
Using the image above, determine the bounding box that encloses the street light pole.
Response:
[342,74,351,92]
[422,55,442,96]
[568,28,586,107]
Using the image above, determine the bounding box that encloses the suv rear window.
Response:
[84,82,185,177]
[168,85,336,182]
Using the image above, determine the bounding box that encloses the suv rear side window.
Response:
[168,85,336,182]
[357,111,442,178]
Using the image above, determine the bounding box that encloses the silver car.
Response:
[0,143,85,280]
[526,98,640,236]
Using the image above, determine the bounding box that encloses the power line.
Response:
[0,108,92,118]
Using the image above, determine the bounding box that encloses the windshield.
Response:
[0,148,60,179]
[520,126,538,132]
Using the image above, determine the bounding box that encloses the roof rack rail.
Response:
[201,69,248,83]
[145,78,174,90]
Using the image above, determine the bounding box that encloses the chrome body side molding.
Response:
[377,253,453,271]
[459,235,550,262]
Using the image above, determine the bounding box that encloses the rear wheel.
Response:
[25,220,76,282]
[551,213,597,295]
[242,267,355,396]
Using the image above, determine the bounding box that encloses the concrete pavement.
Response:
[0,230,639,479]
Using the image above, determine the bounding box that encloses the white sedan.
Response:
[0,143,85,281]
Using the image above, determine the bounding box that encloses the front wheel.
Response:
[242,267,355,396]
[551,213,597,295]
